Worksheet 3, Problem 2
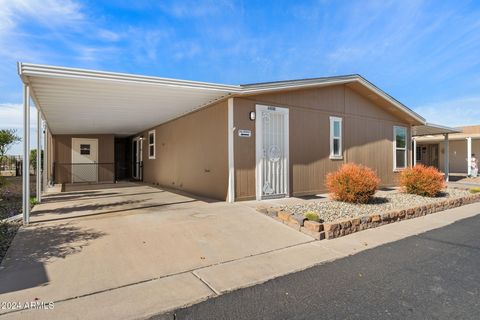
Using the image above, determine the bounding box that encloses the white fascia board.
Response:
[240,78,355,94]
[18,62,242,92]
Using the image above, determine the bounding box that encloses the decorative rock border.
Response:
[257,192,480,240]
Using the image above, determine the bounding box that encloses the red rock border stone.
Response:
[256,192,480,240]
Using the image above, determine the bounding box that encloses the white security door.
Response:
[72,138,98,183]
[256,105,289,200]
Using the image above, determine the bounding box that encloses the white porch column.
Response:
[22,84,30,225]
[467,137,472,176]
[43,121,48,192]
[36,109,42,203]
[226,98,235,203]
[444,133,449,182]
[413,138,417,166]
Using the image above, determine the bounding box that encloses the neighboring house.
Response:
[18,63,454,203]
[415,125,480,175]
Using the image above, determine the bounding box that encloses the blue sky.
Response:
[1,0,480,154]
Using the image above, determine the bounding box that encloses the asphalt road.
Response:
[154,213,480,320]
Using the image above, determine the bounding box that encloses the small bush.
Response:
[399,164,445,197]
[29,197,38,208]
[325,163,380,204]
[469,187,480,194]
[304,211,320,222]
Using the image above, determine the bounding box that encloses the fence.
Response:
[53,163,115,184]
[0,155,23,177]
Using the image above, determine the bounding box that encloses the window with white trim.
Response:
[329,116,343,159]
[148,130,156,159]
[394,126,407,170]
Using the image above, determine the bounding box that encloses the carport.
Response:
[18,62,241,225]
[412,123,463,181]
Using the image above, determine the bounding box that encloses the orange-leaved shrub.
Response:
[399,164,445,197]
[325,163,380,204]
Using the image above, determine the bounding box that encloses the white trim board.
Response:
[227,98,235,203]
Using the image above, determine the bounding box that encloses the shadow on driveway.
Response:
[0,223,106,294]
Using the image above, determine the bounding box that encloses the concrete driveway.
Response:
[0,183,312,319]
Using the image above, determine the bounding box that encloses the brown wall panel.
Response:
[138,101,228,201]
[234,84,412,199]
[52,134,114,183]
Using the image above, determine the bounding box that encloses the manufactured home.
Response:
[18,63,459,206]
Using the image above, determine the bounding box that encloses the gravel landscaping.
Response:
[282,188,471,223]
[0,221,20,263]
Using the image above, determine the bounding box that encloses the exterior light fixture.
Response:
[249,111,256,121]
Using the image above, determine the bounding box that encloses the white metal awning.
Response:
[18,63,241,135]
[412,122,462,137]
[18,63,427,136]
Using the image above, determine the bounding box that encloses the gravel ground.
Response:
[456,176,480,184]
[282,188,471,223]
[0,176,36,219]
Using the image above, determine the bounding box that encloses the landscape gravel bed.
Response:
[282,188,471,223]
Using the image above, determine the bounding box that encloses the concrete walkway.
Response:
[1,185,479,319]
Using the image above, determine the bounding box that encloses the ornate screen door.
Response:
[255,105,289,200]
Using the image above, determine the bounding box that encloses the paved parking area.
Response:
[2,183,478,320]
[0,183,312,318]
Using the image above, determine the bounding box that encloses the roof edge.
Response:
[18,62,242,92]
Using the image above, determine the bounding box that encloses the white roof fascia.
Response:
[19,62,242,92]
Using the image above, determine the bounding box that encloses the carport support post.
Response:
[43,122,48,192]
[36,109,42,203]
[467,137,472,176]
[22,84,30,225]
[444,133,449,182]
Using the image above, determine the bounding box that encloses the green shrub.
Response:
[29,197,38,207]
[304,211,320,222]
[0,176,6,189]
[470,187,480,194]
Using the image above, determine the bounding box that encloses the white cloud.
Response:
[0,0,84,35]
[414,96,480,127]
[159,0,235,18]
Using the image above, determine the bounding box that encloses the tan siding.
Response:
[436,139,480,173]
[139,101,228,201]
[233,99,256,200]
[52,134,114,183]
[461,125,480,134]
[233,84,412,199]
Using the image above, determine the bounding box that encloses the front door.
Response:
[429,144,439,168]
[71,138,98,183]
[256,105,289,200]
[132,137,143,180]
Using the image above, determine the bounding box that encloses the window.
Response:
[80,144,90,155]
[394,126,407,170]
[148,130,155,159]
[329,116,343,159]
